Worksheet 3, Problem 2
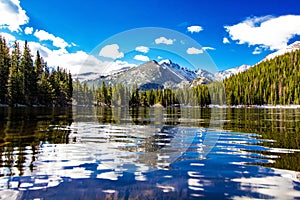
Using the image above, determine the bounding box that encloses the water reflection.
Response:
[71,107,209,173]
[223,108,300,171]
[0,108,73,177]
[0,107,299,199]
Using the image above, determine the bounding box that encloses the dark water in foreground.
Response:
[0,107,300,199]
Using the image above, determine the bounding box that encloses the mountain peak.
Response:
[158,59,172,65]
[148,60,159,65]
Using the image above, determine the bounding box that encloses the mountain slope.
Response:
[224,49,300,105]
[159,59,198,81]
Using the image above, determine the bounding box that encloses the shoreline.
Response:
[1,103,300,109]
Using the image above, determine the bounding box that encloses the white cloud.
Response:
[135,46,149,53]
[99,44,124,59]
[24,27,33,35]
[252,47,262,55]
[155,37,175,45]
[34,29,70,49]
[202,46,215,51]
[23,41,85,74]
[157,56,163,60]
[225,15,300,50]
[187,25,203,33]
[134,54,150,62]
[186,47,203,54]
[223,37,230,44]
[0,0,29,32]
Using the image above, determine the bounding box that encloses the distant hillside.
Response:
[224,49,300,105]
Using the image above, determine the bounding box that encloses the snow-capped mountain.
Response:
[88,60,199,89]
[84,59,251,88]
[264,41,300,61]
[195,69,215,81]
[215,65,252,80]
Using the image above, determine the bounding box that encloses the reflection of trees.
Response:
[224,108,300,149]
[96,107,115,124]
[223,108,300,171]
[130,107,151,125]
[0,107,73,176]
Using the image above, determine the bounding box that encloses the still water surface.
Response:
[0,107,300,199]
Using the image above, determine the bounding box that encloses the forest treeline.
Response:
[0,36,72,106]
[73,80,212,107]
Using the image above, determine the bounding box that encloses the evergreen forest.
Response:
[224,50,300,105]
[0,36,73,106]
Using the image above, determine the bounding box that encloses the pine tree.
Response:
[8,42,23,105]
[0,36,11,104]
[20,41,36,105]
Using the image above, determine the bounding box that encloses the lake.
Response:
[0,107,300,199]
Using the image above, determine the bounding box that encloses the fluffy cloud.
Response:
[24,27,33,35]
[225,15,300,50]
[155,37,175,45]
[34,29,70,49]
[0,0,29,32]
[134,54,150,62]
[223,37,230,44]
[186,46,214,54]
[186,47,203,54]
[187,25,203,33]
[135,46,149,53]
[99,44,124,59]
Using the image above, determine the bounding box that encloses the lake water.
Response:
[0,107,300,199]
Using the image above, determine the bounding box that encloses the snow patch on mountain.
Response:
[215,65,252,80]
[264,41,300,61]
[159,59,198,81]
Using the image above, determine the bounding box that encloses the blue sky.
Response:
[1,0,300,73]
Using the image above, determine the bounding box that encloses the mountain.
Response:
[85,59,250,88]
[89,60,198,89]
